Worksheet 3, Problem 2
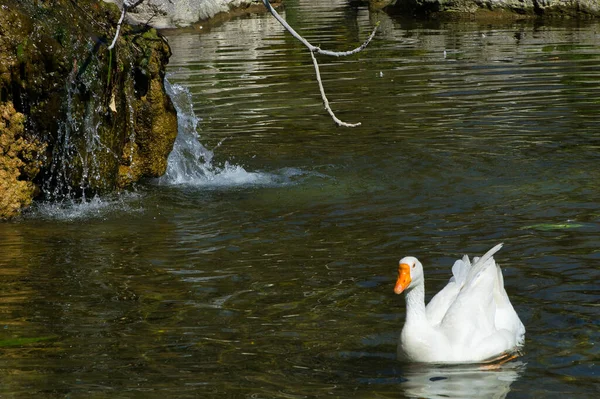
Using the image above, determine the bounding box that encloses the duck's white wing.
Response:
[470,243,524,344]
[438,244,525,360]
[425,255,471,326]
[438,254,499,348]
[439,243,505,333]
[492,261,526,346]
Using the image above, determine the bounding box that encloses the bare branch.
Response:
[310,51,360,128]
[108,5,127,50]
[261,0,378,127]
[107,0,149,51]
[262,0,314,50]
[314,24,379,58]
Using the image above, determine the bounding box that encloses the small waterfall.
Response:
[42,61,118,201]
[43,72,80,200]
[159,79,274,187]
[31,60,129,219]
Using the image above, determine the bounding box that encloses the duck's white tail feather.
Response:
[466,243,504,285]
[451,255,471,286]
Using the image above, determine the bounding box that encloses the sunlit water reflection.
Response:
[1,0,599,397]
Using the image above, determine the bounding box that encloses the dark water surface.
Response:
[1,0,599,397]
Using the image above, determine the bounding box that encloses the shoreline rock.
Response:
[368,0,600,18]
[119,0,267,29]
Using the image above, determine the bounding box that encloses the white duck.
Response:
[394,243,525,364]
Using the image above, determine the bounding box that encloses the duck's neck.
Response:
[404,282,428,325]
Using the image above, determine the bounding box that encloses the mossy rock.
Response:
[0,0,177,216]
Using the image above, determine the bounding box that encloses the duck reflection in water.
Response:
[400,361,525,399]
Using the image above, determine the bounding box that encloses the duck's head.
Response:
[394,256,423,294]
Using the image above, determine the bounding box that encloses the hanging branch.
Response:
[262,0,378,127]
[108,6,126,50]
[107,0,147,50]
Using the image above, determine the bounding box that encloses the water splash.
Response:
[159,80,277,187]
[28,192,143,221]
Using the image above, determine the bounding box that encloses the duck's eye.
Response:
[412,264,415,269]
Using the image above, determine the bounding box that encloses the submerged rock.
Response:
[369,0,600,17]
[0,0,177,218]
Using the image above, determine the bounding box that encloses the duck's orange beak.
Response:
[394,263,412,294]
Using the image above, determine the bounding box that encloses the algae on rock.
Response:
[0,103,46,219]
[117,28,177,187]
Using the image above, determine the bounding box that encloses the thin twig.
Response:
[261,0,378,127]
[108,6,127,50]
[310,51,360,128]
[107,0,147,51]
[316,25,379,58]
[262,0,314,50]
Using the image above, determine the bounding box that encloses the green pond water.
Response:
[1,0,599,397]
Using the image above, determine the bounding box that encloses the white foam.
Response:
[28,193,142,221]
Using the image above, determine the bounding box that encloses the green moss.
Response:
[521,223,585,231]
[16,42,25,60]
[142,28,160,41]
[0,336,56,347]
